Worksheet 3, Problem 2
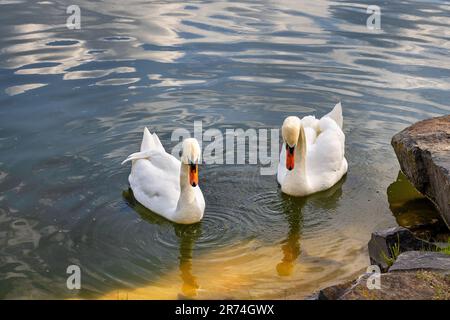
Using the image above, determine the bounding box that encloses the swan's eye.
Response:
[286,145,295,155]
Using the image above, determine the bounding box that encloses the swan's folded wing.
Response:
[128,151,181,215]
[323,102,343,129]
[122,149,178,173]
[121,150,152,165]
[308,117,345,176]
[301,115,319,145]
[301,115,319,130]
[147,150,180,173]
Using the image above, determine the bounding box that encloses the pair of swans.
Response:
[122,102,347,224]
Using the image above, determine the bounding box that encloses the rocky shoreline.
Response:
[310,227,450,300]
[391,115,450,228]
[311,116,450,300]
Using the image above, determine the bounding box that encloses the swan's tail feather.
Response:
[324,102,343,129]
[140,127,166,153]
[121,150,151,165]
[152,132,165,153]
[122,127,165,165]
[140,127,155,152]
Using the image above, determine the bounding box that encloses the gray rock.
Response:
[389,251,450,272]
[309,280,353,300]
[312,271,450,300]
[368,226,435,272]
[391,115,450,228]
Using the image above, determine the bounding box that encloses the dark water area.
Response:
[0,0,449,299]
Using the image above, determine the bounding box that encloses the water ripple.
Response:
[1,0,450,299]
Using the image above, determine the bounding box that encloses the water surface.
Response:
[1,0,450,299]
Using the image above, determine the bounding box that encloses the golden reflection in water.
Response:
[175,225,201,298]
[122,188,202,299]
[276,196,305,277]
[275,177,345,277]
[179,258,199,298]
[276,230,300,276]
[108,179,358,300]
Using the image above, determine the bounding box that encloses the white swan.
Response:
[277,102,348,197]
[122,128,205,224]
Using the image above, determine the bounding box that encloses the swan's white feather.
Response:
[140,127,166,153]
[129,152,181,219]
[277,102,347,196]
[324,101,343,129]
[123,128,205,224]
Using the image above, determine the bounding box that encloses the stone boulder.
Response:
[312,270,450,300]
[391,115,450,228]
[389,251,450,272]
[311,251,450,300]
[310,227,450,300]
[368,226,435,272]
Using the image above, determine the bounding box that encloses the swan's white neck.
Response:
[294,125,307,173]
[282,126,309,195]
[175,164,202,222]
[178,164,196,203]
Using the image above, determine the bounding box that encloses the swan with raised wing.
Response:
[277,102,347,197]
[122,128,205,224]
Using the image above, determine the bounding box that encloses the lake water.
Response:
[1,0,449,299]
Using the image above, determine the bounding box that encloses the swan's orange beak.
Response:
[189,163,198,187]
[286,145,295,171]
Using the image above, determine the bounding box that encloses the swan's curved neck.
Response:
[179,163,196,195]
[294,125,307,173]
[176,164,197,211]
[282,125,308,195]
[281,125,308,195]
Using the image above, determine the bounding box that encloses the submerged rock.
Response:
[391,115,450,228]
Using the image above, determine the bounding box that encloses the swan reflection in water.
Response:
[123,188,201,298]
[121,174,347,296]
[276,175,346,276]
[175,225,201,297]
